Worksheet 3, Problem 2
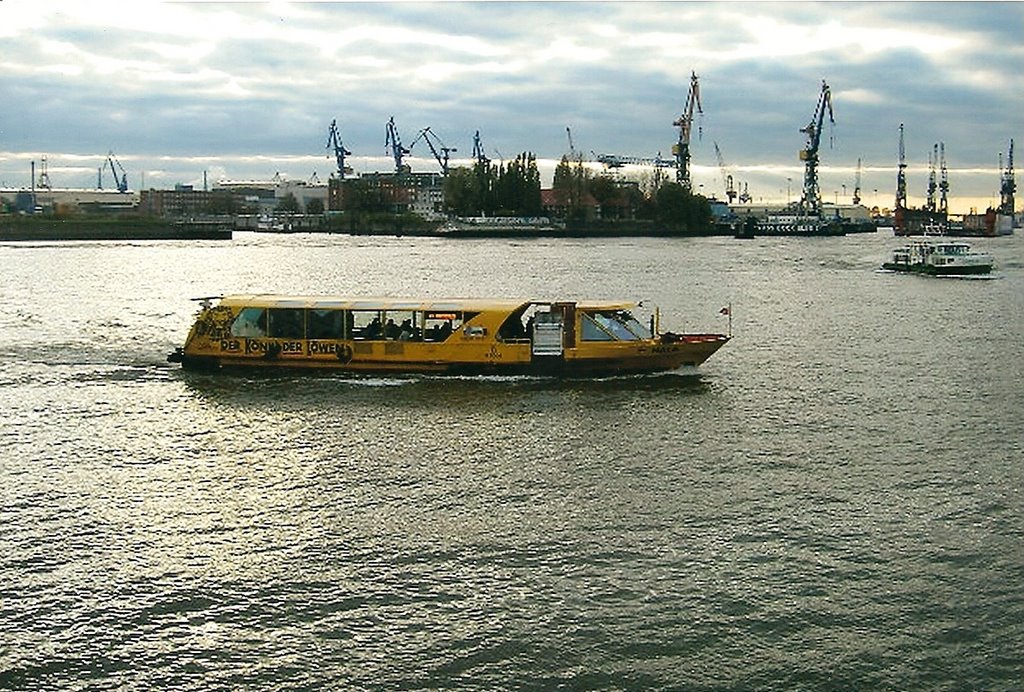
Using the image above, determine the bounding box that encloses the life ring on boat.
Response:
[335,343,353,364]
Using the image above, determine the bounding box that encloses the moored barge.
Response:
[168,295,729,376]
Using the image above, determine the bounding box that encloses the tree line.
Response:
[444,152,712,231]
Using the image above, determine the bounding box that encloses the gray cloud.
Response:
[1,1,1019,210]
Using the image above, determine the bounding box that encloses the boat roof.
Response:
[211,295,638,311]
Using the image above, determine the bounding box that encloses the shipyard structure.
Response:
[3,76,1017,239]
[894,126,1016,237]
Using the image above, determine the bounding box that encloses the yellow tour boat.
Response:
[167,295,729,376]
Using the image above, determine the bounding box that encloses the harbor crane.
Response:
[895,123,908,210]
[385,116,411,175]
[713,141,737,204]
[326,119,352,179]
[672,71,703,190]
[471,130,490,167]
[37,156,52,190]
[798,80,834,214]
[999,139,1015,215]
[100,151,129,192]
[410,127,457,175]
[925,143,938,212]
[939,142,949,215]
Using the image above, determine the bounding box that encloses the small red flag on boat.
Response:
[719,306,730,315]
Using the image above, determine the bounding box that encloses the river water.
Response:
[2,230,1022,690]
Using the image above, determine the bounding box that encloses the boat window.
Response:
[307,309,346,340]
[268,308,305,340]
[423,311,467,342]
[581,310,647,341]
[350,310,383,340]
[230,307,267,337]
[498,307,530,342]
[384,310,418,341]
[581,314,614,341]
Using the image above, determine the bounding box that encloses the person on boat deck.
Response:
[366,316,382,340]
[398,319,415,341]
[385,319,401,340]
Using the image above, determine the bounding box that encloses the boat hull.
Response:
[881,262,991,276]
[169,335,729,377]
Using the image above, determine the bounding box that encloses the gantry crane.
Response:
[713,141,737,204]
[672,71,703,190]
[798,80,833,214]
[100,151,129,192]
[411,127,457,175]
[895,123,908,210]
[471,130,490,168]
[925,143,938,212]
[999,139,1016,215]
[385,116,411,175]
[938,142,949,215]
[37,156,52,190]
[326,119,352,179]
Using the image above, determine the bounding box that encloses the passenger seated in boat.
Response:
[385,319,401,340]
[398,319,415,341]
[365,317,383,340]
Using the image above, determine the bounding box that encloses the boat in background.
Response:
[756,212,846,236]
[882,237,993,275]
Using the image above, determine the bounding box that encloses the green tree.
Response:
[443,167,478,216]
[588,175,619,218]
[655,182,712,233]
[552,153,589,220]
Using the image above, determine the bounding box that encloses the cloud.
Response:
[0,1,1020,212]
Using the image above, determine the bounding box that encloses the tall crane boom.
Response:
[938,142,949,215]
[326,119,352,179]
[798,80,834,214]
[925,143,938,212]
[594,153,675,169]
[472,130,490,167]
[713,141,737,204]
[410,127,457,175]
[101,151,128,193]
[672,71,703,190]
[1000,139,1016,215]
[385,116,411,175]
[895,123,907,210]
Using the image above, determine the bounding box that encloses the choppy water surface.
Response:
[2,231,1023,690]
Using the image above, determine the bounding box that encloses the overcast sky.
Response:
[1,1,1021,212]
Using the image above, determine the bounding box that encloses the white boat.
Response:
[882,237,993,275]
[756,213,845,236]
[436,216,562,236]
